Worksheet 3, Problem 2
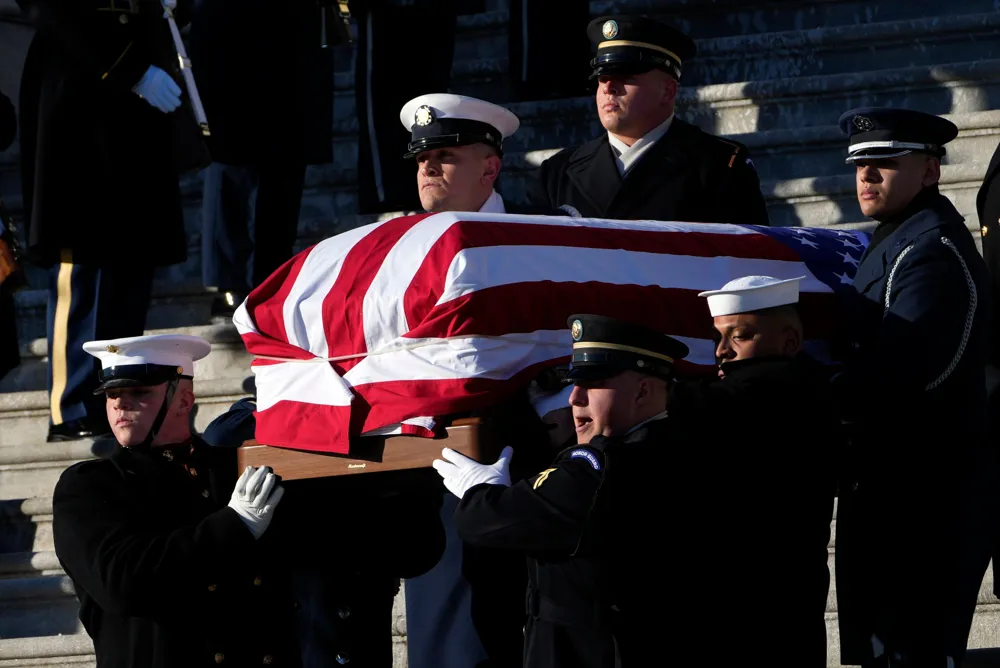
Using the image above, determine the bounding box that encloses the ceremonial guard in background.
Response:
[203,398,447,667]
[352,0,457,214]
[17,0,207,441]
[527,15,769,225]
[508,0,591,101]
[398,92,564,668]
[52,335,295,667]
[189,0,334,316]
[437,315,688,667]
[834,108,997,667]
[0,86,19,382]
[671,276,838,666]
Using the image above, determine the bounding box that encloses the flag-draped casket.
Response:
[234,212,870,454]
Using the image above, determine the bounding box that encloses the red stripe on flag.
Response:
[321,214,431,374]
[405,282,842,342]
[253,400,354,454]
[244,245,316,349]
[403,222,796,328]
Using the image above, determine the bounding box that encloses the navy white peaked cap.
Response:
[838,107,958,163]
[83,334,212,394]
[399,93,520,158]
[698,275,806,317]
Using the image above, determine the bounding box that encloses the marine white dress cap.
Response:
[399,93,520,138]
[83,334,212,378]
[697,275,807,318]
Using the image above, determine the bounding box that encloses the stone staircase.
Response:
[3,0,1000,665]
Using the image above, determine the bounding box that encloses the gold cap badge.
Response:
[105,344,120,353]
[571,319,583,341]
[414,105,434,127]
[602,20,618,40]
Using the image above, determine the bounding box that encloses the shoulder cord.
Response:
[884,237,976,391]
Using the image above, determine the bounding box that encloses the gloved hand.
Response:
[132,65,182,113]
[432,446,513,499]
[227,466,285,539]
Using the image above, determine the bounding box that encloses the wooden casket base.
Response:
[236,418,498,480]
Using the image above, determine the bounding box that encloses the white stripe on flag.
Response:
[437,246,831,306]
[253,359,355,412]
[343,330,571,386]
[284,220,386,357]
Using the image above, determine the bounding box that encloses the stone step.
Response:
[0,575,81,639]
[0,635,95,667]
[1,324,252,394]
[399,11,1000,97]
[0,498,52,555]
[0,552,61,578]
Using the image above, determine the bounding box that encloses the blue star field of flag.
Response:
[743,225,871,296]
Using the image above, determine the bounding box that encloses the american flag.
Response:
[233,212,870,454]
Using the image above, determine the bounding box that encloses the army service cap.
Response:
[587,15,696,79]
[84,334,211,394]
[838,107,958,163]
[399,93,520,159]
[565,314,689,382]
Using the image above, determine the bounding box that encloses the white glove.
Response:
[132,65,182,113]
[432,446,513,499]
[228,466,285,540]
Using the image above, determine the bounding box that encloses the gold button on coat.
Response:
[207,584,217,592]
[253,576,262,586]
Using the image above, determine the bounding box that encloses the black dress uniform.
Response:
[669,354,838,666]
[204,398,447,667]
[53,334,298,668]
[17,0,207,440]
[833,108,997,667]
[189,0,334,306]
[452,314,690,668]
[526,16,769,226]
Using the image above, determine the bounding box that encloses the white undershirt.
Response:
[478,189,506,213]
[607,114,675,177]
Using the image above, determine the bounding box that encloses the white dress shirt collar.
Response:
[477,189,506,214]
[607,114,675,177]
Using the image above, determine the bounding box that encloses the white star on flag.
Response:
[795,236,820,248]
[835,272,854,285]
[839,252,860,267]
[839,238,862,250]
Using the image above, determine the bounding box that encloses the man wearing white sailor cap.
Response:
[697,275,808,377]
[663,274,837,665]
[51,333,292,667]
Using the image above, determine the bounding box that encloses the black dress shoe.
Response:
[47,417,113,443]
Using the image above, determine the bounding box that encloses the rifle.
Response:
[161,0,210,136]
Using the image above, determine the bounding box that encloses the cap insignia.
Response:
[177,366,184,374]
[106,344,120,353]
[853,115,875,132]
[414,105,435,127]
[636,359,645,367]
[602,19,618,40]
[571,319,583,341]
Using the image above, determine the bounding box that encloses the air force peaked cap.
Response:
[697,275,806,318]
[400,93,519,159]
[565,314,689,382]
[587,15,696,79]
[838,107,958,163]
[84,334,211,394]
